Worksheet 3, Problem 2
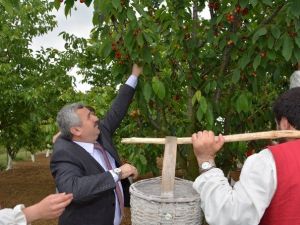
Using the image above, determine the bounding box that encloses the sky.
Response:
[31,3,94,92]
[30,3,210,92]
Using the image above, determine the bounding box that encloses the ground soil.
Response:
[0,153,133,225]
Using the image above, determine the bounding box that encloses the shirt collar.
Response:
[74,141,95,154]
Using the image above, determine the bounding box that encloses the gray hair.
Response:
[56,103,85,139]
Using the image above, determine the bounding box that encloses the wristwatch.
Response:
[113,168,122,180]
[199,160,216,174]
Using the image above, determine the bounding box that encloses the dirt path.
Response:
[0,153,131,225]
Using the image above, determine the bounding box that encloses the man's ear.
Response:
[70,127,81,136]
[279,117,295,130]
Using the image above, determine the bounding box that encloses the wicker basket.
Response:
[130,176,202,225]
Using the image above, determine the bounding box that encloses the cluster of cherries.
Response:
[111,41,130,64]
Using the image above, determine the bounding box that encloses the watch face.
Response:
[201,162,212,170]
[115,168,121,173]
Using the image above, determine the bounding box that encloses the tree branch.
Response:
[260,4,284,26]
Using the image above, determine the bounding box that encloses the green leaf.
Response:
[152,77,165,100]
[290,0,300,18]
[137,33,144,47]
[295,36,300,48]
[192,90,201,105]
[262,0,272,6]
[200,96,207,113]
[216,14,224,24]
[204,82,211,94]
[232,69,240,83]
[252,27,267,44]
[267,51,276,60]
[239,0,248,8]
[206,108,214,127]
[64,0,74,17]
[143,82,152,102]
[294,48,300,61]
[139,155,147,164]
[142,47,152,63]
[196,105,203,122]
[271,26,281,39]
[132,3,147,17]
[124,32,134,52]
[85,0,93,7]
[238,54,251,69]
[53,0,61,10]
[0,0,18,14]
[127,8,136,21]
[112,0,121,10]
[282,34,293,61]
[253,55,261,71]
[236,93,249,113]
[230,33,238,44]
[143,32,153,44]
[101,39,112,58]
[250,0,258,7]
[267,36,274,49]
[219,38,226,51]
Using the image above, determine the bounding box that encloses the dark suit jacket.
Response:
[50,84,135,225]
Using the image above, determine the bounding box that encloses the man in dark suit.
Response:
[50,64,141,225]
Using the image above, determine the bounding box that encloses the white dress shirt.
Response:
[0,204,28,225]
[125,74,138,88]
[193,149,277,225]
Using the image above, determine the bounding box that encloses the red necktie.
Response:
[94,143,124,216]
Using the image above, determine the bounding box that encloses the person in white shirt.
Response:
[0,192,72,225]
[192,87,300,225]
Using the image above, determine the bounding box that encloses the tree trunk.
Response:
[46,149,51,158]
[31,154,35,162]
[6,154,13,171]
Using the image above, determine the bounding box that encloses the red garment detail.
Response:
[259,139,300,225]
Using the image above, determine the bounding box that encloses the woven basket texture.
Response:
[130,177,202,225]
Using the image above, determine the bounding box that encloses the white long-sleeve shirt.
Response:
[193,149,277,225]
[0,204,28,225]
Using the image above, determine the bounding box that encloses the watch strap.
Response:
[199,160,216,174]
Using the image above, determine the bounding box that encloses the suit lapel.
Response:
[72,142,106,172]
[100,139,121,165]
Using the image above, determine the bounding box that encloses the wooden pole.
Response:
[160,137,177,197]
[121,130,300,145]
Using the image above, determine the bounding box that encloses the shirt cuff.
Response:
[109,170,119,182]
[14,204,28,225]
[125,75,138,88]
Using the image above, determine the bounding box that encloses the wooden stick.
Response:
[161,137,177,197]
[121,130,300,145]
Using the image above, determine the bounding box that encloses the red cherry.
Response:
[260,52,267,58]
[227,40,234,45]
[111,43,117,51]
[213,2,220,11]
[245,149,255,157]
[115,51,122,59]
[226,14,234,23]
[242,8,248,16]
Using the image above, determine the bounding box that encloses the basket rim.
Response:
[130,176,201,203]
